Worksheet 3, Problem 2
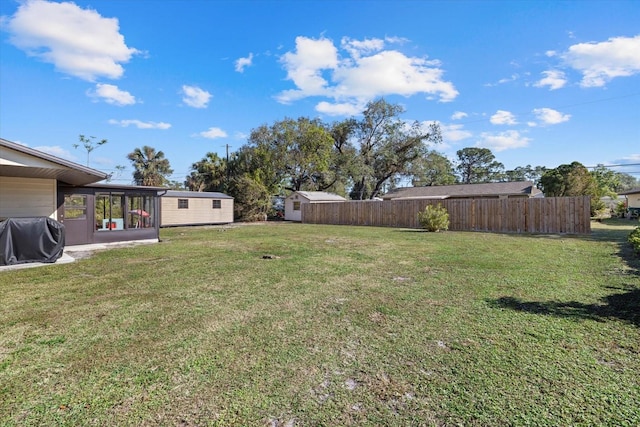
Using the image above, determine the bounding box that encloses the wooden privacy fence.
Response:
[302,196,591,234]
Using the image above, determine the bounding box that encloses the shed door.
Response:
[59,193,91,245]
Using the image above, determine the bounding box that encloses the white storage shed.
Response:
[284,191,346,221]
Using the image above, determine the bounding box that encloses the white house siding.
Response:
[160,196,233,226]
[0,176,57,219]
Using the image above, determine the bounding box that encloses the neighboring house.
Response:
[284,191,347,221]
[160,190,233,227]
[1,137,163,246]
[620,188,640,218]
[381,181,543,201]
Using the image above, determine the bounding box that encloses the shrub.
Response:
[629,227,640,253]
[614,201,627,218]
[418,204,449,232]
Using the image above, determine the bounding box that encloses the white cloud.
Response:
[235,53,253,72]
[532,108,571,125]
[440,123,472,143]
[534,70,567,90]
[198,127,228,139]
[490,110,517,125]
[181,85,212,108]
[4,0,139,81]
[477,130,531,152]
[562,35,640,87]
[316,101,364,116]
[276,35,458,114]
[108,119,171,129]
[89,83,136,105]
[277,36,339,103]
[33,145,76,161]
[340,36,385,59]
[451,111,468,120]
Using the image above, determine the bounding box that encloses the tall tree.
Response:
[539,162,597,197]
[455,147,504,183]
[127,146,173,186]
[186,152,227,192]
[409,150,457,186]
[73,134,107,167]
[350,99,442,199]
[503,165,547,186]
[615,172,640,192]
[590,164,620,198]
[246,117,335,192]
[539,161,604,216]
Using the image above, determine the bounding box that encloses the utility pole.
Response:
[225,144,230,193]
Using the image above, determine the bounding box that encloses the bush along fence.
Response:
[302,196,591,234]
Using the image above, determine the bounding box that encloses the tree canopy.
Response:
[127,146,173,187]
[455,147,504,183]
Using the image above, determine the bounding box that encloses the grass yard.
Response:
[1,220,639,426]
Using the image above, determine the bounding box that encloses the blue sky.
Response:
[1,0,639,185]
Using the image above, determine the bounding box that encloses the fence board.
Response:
[302,196,591,234]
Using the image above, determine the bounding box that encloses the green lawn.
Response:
[1,221,639,426]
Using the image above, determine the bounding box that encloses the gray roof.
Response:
[163,190,233,199]
[619,188,640,195]
[382,181,542,200]
[289,191,347,202]
[1,137,108,185]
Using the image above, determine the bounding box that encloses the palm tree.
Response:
[127,146,173,186]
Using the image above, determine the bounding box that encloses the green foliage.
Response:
[615,201,628,218]
[127,146,173,187]
[503,164,547,187]
[540,161,597,197]
[247,117,335,192]
[591,198,608,220]
[410,150,457,186]
[228,174,271,221]
[590,164,620,198]
[455,147,504,183]
[73,134,107,167]
[186,152,227,192]
[350,99,442,199]
[629,226,640,253]
[418,203,450,232]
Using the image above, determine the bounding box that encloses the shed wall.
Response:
[627,193,640,209]
[160,196,233,226]
[284,196,306,221]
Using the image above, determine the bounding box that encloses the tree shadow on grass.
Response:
[489,220,640,327]
[488,288,640,327]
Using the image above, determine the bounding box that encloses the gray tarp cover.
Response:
[0,217,65,266]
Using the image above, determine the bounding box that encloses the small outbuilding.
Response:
[284,191,346,221]
[160,190,233,227]
[620,188,640,218]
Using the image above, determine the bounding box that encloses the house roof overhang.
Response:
[0,138,108,186]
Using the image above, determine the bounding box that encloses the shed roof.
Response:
[382,181,542,200]
[289,191,347,202]
[163,190,233,199]
[1,137,108,186]
[619,188,640,195]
